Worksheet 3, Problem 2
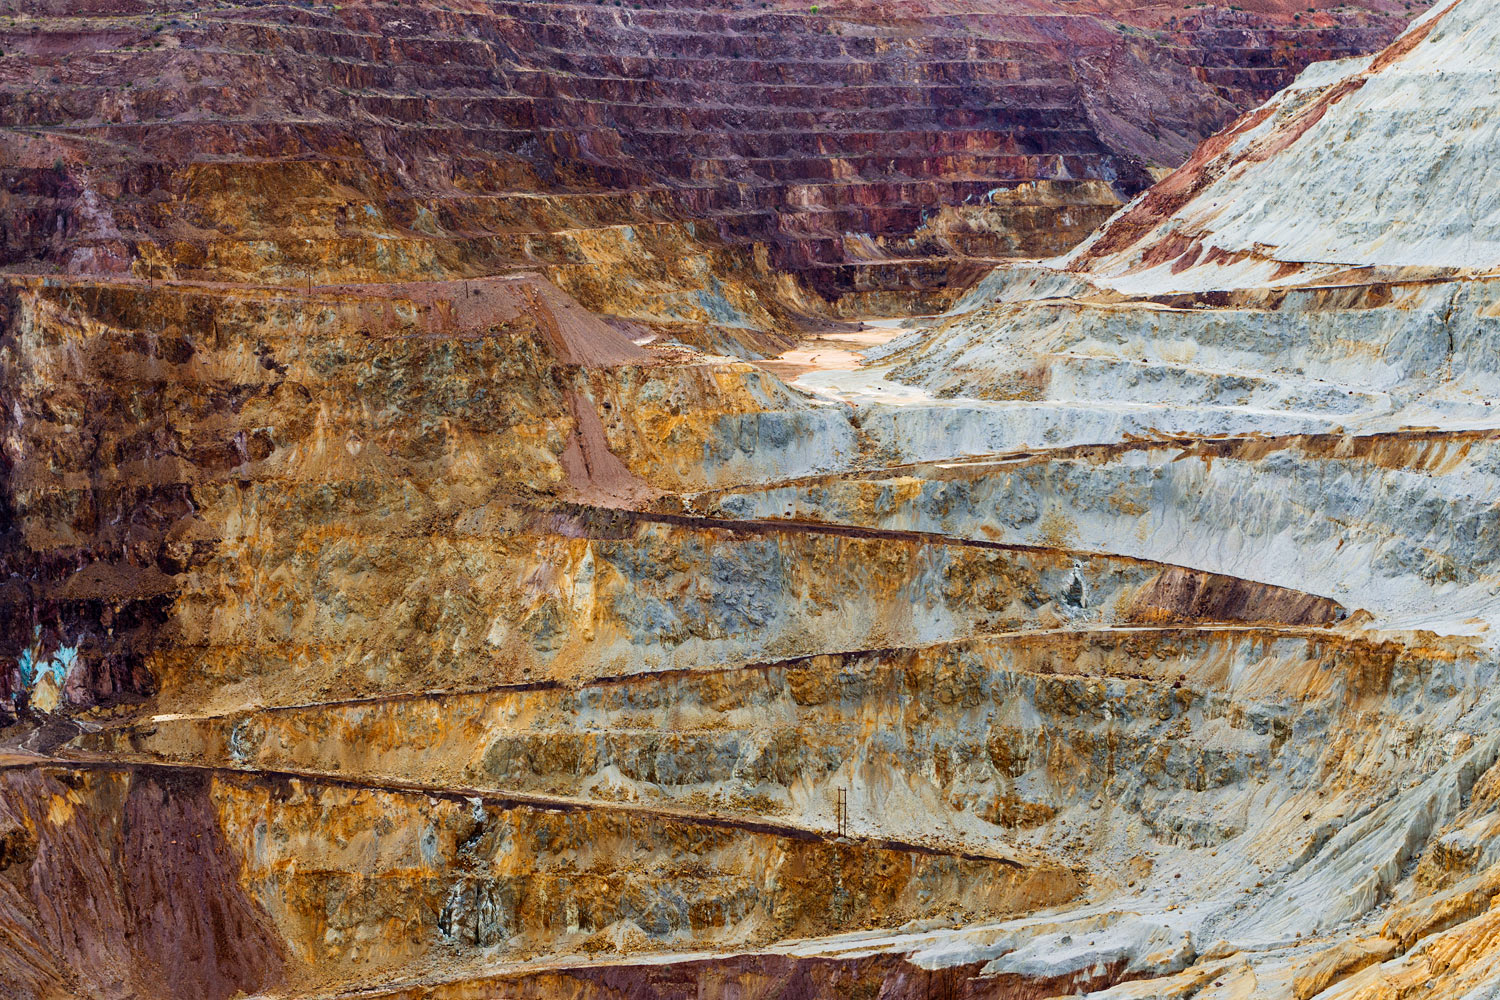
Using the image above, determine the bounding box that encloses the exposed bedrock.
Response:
[0,760,1075,996]
[0,766,286,1000]
[693,430,1500,632]
[9,0,1500,998]
[1,271,1345,720]
[100,627,1489,873]
[0,250,1423,996]
[879,268,1500,407]
[0,0,1420,314]
[334,952,1146,1000]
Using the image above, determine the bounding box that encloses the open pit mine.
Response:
[6,0,1500,998]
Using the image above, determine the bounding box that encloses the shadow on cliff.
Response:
[0,284,177,726]
[0,765,286,1000]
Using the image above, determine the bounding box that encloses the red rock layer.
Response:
[0,766,286,1000]
[0,0,1419,307]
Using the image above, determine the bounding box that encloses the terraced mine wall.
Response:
[10,1,1500,999]
[8,238,1500,997]
[0,243,1404,997]
[0,760,1078,995]
[7,235,1498,997]
[0,0,1417,318]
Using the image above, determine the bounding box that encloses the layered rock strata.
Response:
[0,0,1418,317]
[5,1,1500,999]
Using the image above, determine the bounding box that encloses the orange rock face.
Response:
[13,2,1500,1000]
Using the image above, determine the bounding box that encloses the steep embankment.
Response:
[0,0,1416,317]
[616,3,1500,996]
[5,1,1495,1000]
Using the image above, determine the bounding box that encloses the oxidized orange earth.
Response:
[14,1,1500,999]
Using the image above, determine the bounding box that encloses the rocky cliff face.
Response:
[0,0,1417,319]
[4,1,1495,999]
